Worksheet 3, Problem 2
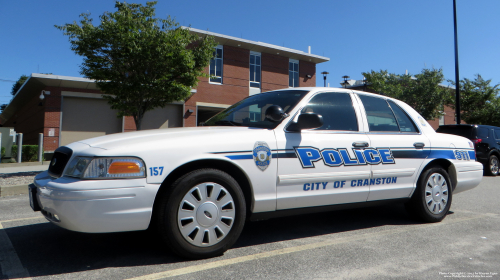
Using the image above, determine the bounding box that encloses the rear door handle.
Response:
[352,142,369,148]
[414,142,425,149]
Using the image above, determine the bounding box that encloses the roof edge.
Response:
[31,73,94,83]
[184,27,330,63]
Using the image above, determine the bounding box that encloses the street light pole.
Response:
[453,0,461,124]
[321,71,329,87]
[341,75,350,88]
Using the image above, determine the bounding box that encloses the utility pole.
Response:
[453,0,461,124]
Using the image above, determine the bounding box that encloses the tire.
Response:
[157,168,246,259]
[485,155,499,176]
[405,166,452,223]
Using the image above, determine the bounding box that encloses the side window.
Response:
[358,95,399,132]
[495,129,500,140]
[477,127,489,139]
[250,52,261,88]
[289,59,299,87]
[387,100,419,132]
[210,45,223,83]
[301,92,358,131]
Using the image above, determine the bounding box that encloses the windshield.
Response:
[204,90,309,128]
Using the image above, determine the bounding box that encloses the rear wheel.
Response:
[157,169,246,259]
[405,166,452,223]
[485,155,499,176]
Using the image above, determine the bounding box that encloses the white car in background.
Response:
[31,87,483,259]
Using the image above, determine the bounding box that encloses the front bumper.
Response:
[33,171,161,233]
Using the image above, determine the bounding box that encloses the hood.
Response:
[72,126,266,151]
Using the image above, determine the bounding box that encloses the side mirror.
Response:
[287,113,323,131]
[265,105,286,122]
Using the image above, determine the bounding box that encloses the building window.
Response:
[210,45,223,83]
[289,59,299,87]
[250,51,261,88]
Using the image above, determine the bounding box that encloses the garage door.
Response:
[140,104,183,130]
[61,97,122,146]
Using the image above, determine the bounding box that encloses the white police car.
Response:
[31,87,483,259]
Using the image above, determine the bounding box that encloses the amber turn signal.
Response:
[108,161,141,174]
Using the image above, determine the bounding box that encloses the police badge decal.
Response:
[253,141,271,171]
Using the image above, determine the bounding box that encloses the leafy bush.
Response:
[11,145,42,162]
[1,146,5,159]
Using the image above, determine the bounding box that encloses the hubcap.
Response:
[490,157,499,175]
[425,173,449,214]
[178,183,236,247]
[196,202,218,227]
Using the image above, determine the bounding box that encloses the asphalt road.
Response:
[1,177,499,280]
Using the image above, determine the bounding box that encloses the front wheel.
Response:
[405,167,452,223]
[157,169,246,259]
[485,155,499,176]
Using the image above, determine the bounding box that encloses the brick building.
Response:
[0,28,329,154]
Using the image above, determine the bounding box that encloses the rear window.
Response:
[358,95,399,132]
[495,130,500,139]
[477,127,489,139]
[387,100,419,132]
[436,126,473,139]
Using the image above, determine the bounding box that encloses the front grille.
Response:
[48,146,73,178]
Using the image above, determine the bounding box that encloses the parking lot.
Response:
[1,177,499,280]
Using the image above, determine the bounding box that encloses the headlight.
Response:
[64,157,146,179]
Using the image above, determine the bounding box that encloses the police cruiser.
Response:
[31,87,483,259]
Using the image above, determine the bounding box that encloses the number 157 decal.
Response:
[149,167,164,176]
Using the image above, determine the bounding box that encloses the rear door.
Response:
[494,129,500,146]
[355,94,430,201]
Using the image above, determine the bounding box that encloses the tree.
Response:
[362,68,453,120]
[448,75,500,126]
[11,75,29,96]
[56,1,216,130]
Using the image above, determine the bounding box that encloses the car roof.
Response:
[276,87,394,99]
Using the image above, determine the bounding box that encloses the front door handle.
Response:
[352,142,369,148]
[414,142,425,149]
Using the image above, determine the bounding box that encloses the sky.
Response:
[1,0,499,106]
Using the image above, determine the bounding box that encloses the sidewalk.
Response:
[0,161,51,173]
[0,161,50,197]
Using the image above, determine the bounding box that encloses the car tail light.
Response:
[471,139,481,161]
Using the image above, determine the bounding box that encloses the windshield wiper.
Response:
[214,120,242,126]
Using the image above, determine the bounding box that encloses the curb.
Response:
[0,184,30,197]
